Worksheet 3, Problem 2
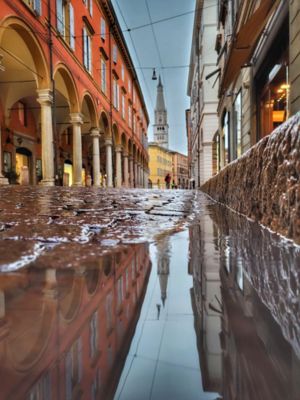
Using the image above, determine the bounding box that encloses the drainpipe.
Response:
[197,30,201,188]
[47,0,59,184]
[108,22,115,186]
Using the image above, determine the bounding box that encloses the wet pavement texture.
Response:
[0,187,300,399]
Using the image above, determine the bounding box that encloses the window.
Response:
[100,18,106,40]
[91,369,101,400]
[83,26,92,72]
[56,1,75,50]
[128,79,131,94]
[133,88,136,104]
[65,338,83,400]
[121,94,125,119]
[112,45,117,64]
[113,78,119,109]
[117,276,123,308]
[133,113,136,133]
[128,104,132,127]
[233,91,242,158]
[105,292,113,333]
[121,64,125,81]
[90,311,98,359]
[83,0,93,16]
[23,0,42,15]
[101,57,106,93]
[28,372,51,400]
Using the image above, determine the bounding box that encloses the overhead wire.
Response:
[114,0,155,110]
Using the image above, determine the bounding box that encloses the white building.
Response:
[187,0,219,187]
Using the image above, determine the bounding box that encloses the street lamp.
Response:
[152,68,157,80]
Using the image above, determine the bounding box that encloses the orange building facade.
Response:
[0,0,149,188]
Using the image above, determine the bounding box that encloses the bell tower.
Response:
[153,76,169,149]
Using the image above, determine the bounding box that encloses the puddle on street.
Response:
[0,199,300,399]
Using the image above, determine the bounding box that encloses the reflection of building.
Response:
[156,235,171,306]
[0,1,149,187]
[187,0,219,187]
[213,1,299,170]
[188,218,222,394]
[0,243,151,400]
[207,202,300,400]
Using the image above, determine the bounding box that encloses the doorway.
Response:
[16,147,32,185]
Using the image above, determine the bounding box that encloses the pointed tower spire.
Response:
[154,75,169,148]
[156,75,166,111]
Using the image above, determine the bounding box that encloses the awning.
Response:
[220,0,280,93]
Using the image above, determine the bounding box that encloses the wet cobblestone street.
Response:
[0,187,299,400]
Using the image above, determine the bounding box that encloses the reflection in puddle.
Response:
[0,243,151,400]
[0,196,300,399]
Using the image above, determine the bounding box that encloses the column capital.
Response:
[105,138,113,146]
[90,128,100,137]
[37,89,53,105]
[123,150,129,157]
[70,112,84,125]
[115,144,122,153]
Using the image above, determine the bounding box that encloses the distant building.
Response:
[153,76,169,149]
[187,0,219,187]
[148,142,172,189]
[170,151,189,189]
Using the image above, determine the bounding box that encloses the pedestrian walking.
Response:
[165,173,171,189]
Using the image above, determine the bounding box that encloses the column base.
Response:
[72,182,83,187]
[40,179,55,186]
[0,176,9,185]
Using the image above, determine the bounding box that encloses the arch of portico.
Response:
[53,63,81,186]
[81,92,99,186]
[0,16,53,185]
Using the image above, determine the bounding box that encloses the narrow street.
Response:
[0,188,299,399]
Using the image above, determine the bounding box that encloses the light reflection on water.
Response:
[0,198,299,399]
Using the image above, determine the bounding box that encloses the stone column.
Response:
[0,126,8,185]
[140,165,144,188]
[134,161,138,188]
[70,113,83,186]
[123,151,129,188]
[91,128,100,187]
[105,138,113,188]
[129,156,134,188]
[144,170,148,188]
[37,89,55,186]
[115,144,122,188]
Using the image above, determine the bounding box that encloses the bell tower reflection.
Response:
[156,235,171,307]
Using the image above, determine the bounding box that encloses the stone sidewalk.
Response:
[0,187,202,272]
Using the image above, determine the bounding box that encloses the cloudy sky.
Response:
[111,0,196,155]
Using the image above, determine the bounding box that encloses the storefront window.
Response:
[233,91,242,158]
[3,151,12,173]
[256,20,289,138]
[221,111,230,167]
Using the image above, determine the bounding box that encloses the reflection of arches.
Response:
[7,297,55,372]
[57,270,83,322]
[85,269,100,295]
